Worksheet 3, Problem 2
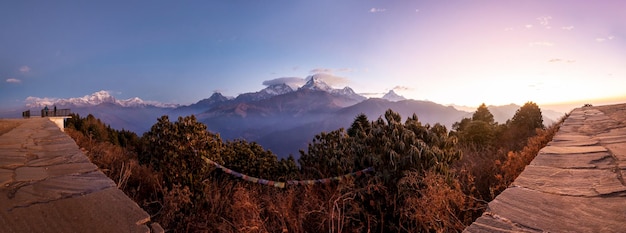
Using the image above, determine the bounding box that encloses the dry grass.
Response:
[0,119,24,136]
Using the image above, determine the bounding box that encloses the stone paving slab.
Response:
[0,118,159,232]
[539,145,607,154]
[465,187,626,233]
[513,165,626,196]
[531,152,614,169]
[0,187,150,232]
[464,105,626,232]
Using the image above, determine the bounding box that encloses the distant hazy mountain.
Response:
[170,92,230,118]
[382,90,407,102]
[453,104,565,127]
[256,98,469,157]
[486,104,564,126]
[197,89,352,142]
[70,103,173,133]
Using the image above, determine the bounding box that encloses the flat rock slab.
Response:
[0,187,150,233]
[531,152,614,169]
[464,187,626,233]
[513,165,625,196]
[540,145,607,154]
[0,118,154,232]
[465,105,626,232]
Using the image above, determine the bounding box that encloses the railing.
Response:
[22,110,31,118]
[41,108,71,117]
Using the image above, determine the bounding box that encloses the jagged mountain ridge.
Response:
[19,77,564,158]
[299,74,366,103]
[196,89,359,142]
[234,83,294,103]
[25,90,179,108]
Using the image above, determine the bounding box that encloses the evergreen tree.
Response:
[454,103,497,147]
[472,103,495,124]
[507,102,544,150]
[140,115,223,193]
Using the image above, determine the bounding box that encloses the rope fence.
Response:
[204,158,374,188]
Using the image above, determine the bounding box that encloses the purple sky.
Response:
[1,0,625,111]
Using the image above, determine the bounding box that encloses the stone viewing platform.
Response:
[465,104,626,232]
[0,118,161,232]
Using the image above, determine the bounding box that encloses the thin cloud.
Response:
[525,24,533,29]
[306,73,350,87]
[262,77,306,88]
[504,27,514,31]
[310,68,334,74]
[537,16,552,29]
[369,8,387,13]
[548,59,576,63]
[562,26,574,30]
[596,36,615,42]
[310,68,353,74]
[360,92,385,96]
[537,16,551,25]
[213,89,227,94]
[392,86,413,91]
[6,78,21,83]
[19,65,31,73]
[529,41,554,47]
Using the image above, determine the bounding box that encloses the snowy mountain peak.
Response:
[25,90,178,108]
[301,74,333,92]
[203,92,229,103]
[382,90,407,102]
[233,83,295,103]
[209,92,227,100]
[261,83,293,95]
[330,86,356,97]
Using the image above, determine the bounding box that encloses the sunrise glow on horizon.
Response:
[1,1,625,111]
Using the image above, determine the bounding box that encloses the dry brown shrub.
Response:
[258,187,303,233]
[67,128,162,225]
[398,170,474,232]
[0,119,23,136]
[230,186,265,232]
[454,146,505,201]
[497,125,559,190]
[159,184,192,230]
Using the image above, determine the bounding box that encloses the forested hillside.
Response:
[65,102,562,232]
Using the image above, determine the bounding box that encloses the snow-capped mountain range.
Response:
[25,90,180,108]
[14,74,565,159]
[23,73,380,109]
